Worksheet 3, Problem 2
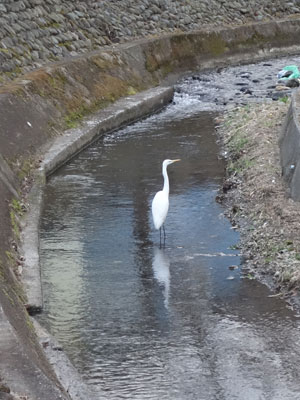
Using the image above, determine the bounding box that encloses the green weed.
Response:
[227,157,253,174]
[279,95,289,104]
[10,211,20,240]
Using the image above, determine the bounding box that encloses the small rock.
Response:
[285,79,300,88]
[0,383,10,393]
[52,345,63,351]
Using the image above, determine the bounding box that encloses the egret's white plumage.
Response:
[152,190,169,230]
[151,159,180,237]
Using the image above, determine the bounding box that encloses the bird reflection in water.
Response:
[152,247,171,309]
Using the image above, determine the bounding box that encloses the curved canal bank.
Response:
[2,18,300,399]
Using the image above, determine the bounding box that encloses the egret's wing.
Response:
[151,191,169,229]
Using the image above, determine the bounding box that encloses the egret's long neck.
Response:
[162,164,169,194]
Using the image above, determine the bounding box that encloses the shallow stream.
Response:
[39,56,300,399]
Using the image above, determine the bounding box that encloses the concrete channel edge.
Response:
[280,89,300,201]
[21,85,174,399]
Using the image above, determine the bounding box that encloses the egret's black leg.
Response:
[162,224,166,247]
[159,227,162,248]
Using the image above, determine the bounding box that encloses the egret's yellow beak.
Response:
[171,159,181,163]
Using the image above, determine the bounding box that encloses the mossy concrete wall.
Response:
[1,18,300,398]
[3,19,300,166]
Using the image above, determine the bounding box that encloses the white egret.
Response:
[151,159,180,244]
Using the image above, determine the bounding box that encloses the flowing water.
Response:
[39,58,300,399]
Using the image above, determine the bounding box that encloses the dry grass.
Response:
[217,101,300,301]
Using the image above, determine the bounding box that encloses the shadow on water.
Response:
[39,68,300,399]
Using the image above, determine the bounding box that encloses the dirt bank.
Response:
[217,99,300,310]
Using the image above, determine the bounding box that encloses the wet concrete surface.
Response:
[0,305,67,400]
[39,56,300,399]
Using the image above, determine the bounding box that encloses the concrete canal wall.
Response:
[1,12,300,399]
[280,90,300,201]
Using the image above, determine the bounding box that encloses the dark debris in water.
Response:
[175,56,300,110]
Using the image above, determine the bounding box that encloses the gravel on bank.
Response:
[216,100,300,309]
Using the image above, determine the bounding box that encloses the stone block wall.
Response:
[0,0,300,82]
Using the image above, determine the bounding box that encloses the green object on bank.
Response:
[277,65,300,80]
